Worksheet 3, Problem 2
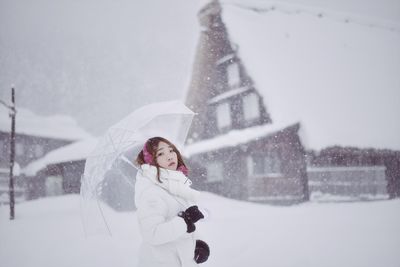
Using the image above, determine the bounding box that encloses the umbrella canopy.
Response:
[80,100,195,236]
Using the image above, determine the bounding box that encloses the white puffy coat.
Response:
[134,164,201,267]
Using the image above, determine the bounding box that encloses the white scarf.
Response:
[140,164,201,203]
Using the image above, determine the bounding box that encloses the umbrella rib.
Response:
[87,132,142,158]
[107,132,118,152]
[109,127,142,136]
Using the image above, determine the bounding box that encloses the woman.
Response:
[134,136,210,267]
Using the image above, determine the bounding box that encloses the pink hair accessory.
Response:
[143,142,153,164]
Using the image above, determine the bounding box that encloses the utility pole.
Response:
[1,87,17,220]
[9,87,16,220]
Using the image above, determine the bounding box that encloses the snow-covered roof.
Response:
[0,107,93,141]
[23,138,98,177]
[219,0,400,150]
[184,121,298,157]
[208,86,250,104]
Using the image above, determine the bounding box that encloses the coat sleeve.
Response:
[137,193,188,245]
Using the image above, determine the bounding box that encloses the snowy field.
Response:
[1,193,400,267]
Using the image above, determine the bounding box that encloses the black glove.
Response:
[194,239,210,264]
[178,205,204,233]
[184,205,204,223]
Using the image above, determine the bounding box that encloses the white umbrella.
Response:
[80,100,195,236]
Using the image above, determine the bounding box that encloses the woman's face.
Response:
[155,141,178,171]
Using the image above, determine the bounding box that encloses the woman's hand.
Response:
[194,239,210,264]
[178,205,204,233]
[183,205,204,223]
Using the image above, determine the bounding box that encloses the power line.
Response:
[222,1,400,35]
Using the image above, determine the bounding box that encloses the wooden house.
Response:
[23,138,138,211]
[23,138,97,200]
[0,108,92,203]
[307,146,400,201]
[184,0,400,203]
[184,0,309,204]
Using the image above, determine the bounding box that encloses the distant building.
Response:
[184,0,400,203]
[23,138,98,200]
[307,147,400,201]
[185,1,308,204]
[0,108,92,203]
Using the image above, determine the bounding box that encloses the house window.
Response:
[45,175,63,196]
[227,63,240,87]
[35,144,44,157]
[216,102,231,130]
[248,150,283,177]
[264,150,282,174]
[16,143,24,156]
[206,162,223,182]
[248,155,265,175]
[243,93,260,121]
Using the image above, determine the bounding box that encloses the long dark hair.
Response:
[136,136,187,182]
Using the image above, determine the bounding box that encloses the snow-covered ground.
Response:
[1,193,399,267]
